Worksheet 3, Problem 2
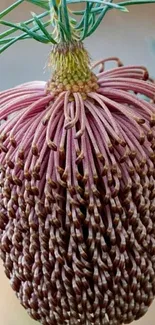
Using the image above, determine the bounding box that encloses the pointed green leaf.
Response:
[81,3,90,40]
[20,22,49,43]
[0,0,24,19]
[61,0,71,40]
[118,0,155,6]
[32,12,57,43]
[67,0,127,12]
[86,0,113,37]
[26,0,49,10]
[0,11,49,40]
[0,19,51,54]
[0,34,31,54]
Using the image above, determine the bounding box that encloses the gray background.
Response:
[0,1,155,325]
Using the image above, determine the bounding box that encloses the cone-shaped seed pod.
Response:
[1,1,155,325]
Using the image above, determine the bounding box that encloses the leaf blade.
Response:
[0,0,24,19]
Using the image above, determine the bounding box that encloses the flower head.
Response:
[0,58,155,325]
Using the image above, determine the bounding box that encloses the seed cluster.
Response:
[0,61,155,325]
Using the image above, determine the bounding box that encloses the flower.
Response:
[0,58,155,325]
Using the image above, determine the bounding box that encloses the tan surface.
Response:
[0,1,155,324]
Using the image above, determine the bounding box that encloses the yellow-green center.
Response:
[47,41,99,98]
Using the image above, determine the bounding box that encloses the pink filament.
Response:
[0,63,155,325]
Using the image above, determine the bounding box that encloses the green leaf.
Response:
[70,17,77,25]
[20,22,50,42]
[49,0,58,13]
[57,5,65,41]
[0,11,49,40]
[67,0,128,12]
[32,12,57,43]
[0,19,51,54]
[0,18,52,54]
[91,11,95,26]
[61,0,71,40]
[0,37,20,45]
[118,0,155,6]
[0,0,155,52]
[0,34,32,54]
[81,3,90,40]
[73,6,111,14]
[0,0,24,19]
[86,0,113,37]
[26,0,49,10]
[58,19,71,40]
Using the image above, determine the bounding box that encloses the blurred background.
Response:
[0,1,155,324]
